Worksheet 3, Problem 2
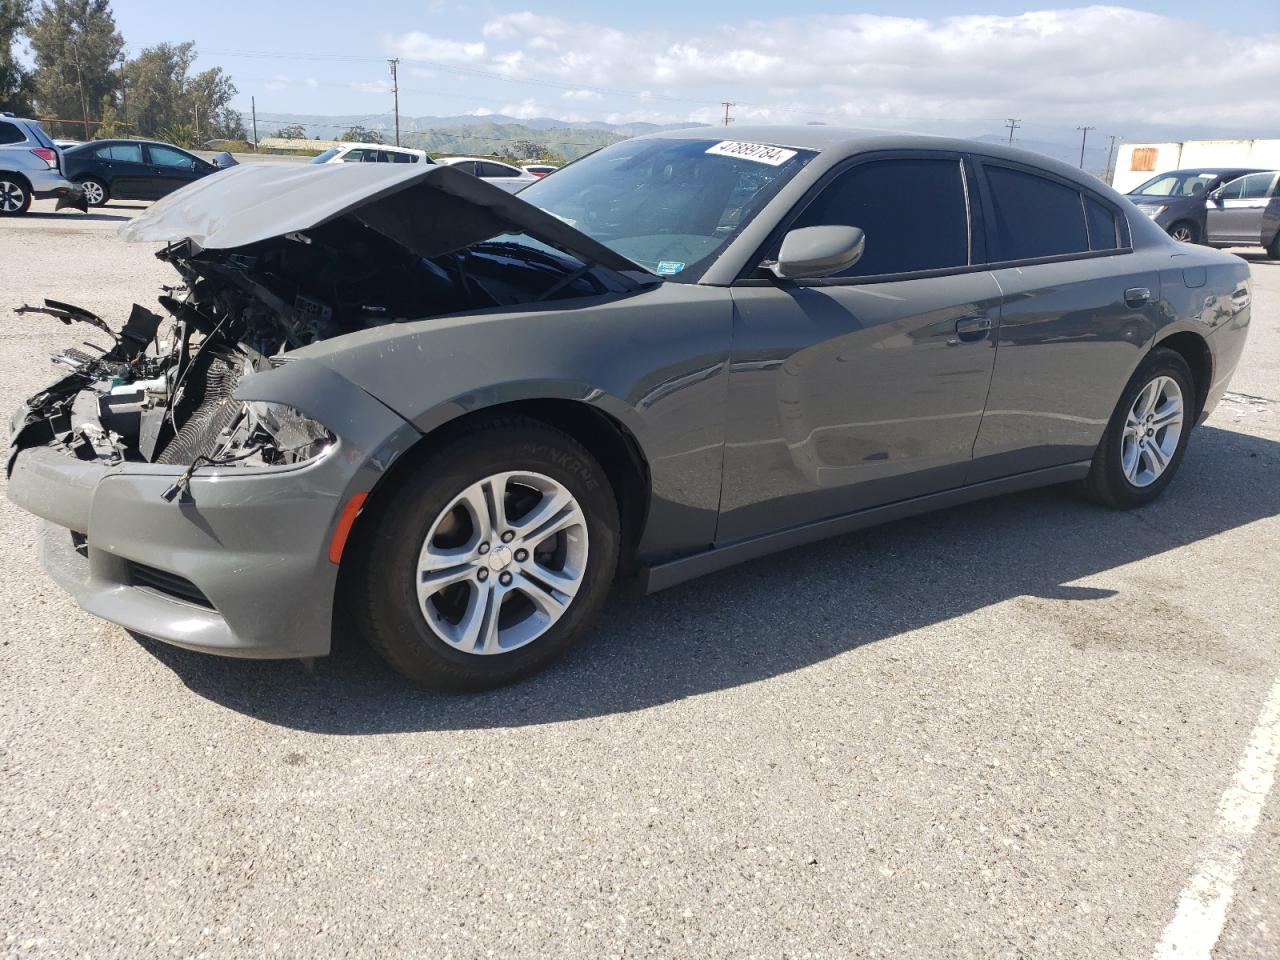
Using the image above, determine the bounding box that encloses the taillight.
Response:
[31,147,58,170]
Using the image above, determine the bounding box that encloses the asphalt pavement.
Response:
[1,198,1277,959]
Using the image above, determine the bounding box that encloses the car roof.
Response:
[439,156,520,165]
[337,142,422,152]
[637,124,1117,190]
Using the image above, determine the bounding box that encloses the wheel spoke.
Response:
[455,581,503,653]
[1151,399,1182,431]
[525,559,583,599]
[1147,440,1170,473]
[1121,436,1140,481]
[1134,380,1159,420]
[508,485,574,542]
[514,572,571,618]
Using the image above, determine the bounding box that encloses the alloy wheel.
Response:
[0,180,25,212]
[415,470,589,655]
[1169,224,1194,242]
[1120,375,1184,488]
[80,180,105,205]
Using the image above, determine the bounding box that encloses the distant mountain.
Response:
[251,112,707,158]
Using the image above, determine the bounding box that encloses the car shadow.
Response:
[137,424,1280,732]
[23,210,131,222]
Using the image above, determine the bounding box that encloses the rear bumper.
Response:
[26,170,73,198]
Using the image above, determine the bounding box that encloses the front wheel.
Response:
[350,418,620,690]
[1078,347,1194,509]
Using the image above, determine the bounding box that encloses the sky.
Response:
[101,1,1280,138]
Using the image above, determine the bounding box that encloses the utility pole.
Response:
[1104,134,1118,185]
[721,101,734,127]
[1005,118,1020,144]
[251,96,258,150]
[70,39,91,140]
[117,54,128,128]
[1076,125,1095,168]
[388,58,400,145]
[193,103,200,140]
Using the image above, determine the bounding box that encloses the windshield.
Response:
[1129,171,1221,197]
[310,148,341,164]
[514,137,816,280]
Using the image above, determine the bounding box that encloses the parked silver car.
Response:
[0,114,74,215]
[435,156,538,192]
[1204,170,1280,258]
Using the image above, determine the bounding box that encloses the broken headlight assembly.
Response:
[241,402,335,465]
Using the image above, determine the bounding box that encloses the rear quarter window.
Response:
[984,165,1090,261]
[1084,196,1121,251]
[0,121,26,145]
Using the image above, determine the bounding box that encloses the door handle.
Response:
[1124,287,1152,307]
[949,315,992,344]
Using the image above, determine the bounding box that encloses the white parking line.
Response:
[1152,675,1280,960]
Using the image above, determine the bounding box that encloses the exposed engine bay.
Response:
[9,220,623,493]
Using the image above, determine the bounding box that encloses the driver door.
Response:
[144,143,205,197]
[718,153,1002,543]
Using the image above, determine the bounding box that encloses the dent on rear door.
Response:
[968,254,1162,482]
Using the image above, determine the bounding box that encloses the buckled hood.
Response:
[118,161,643,274]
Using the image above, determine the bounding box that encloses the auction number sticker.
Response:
[705,140,798,166]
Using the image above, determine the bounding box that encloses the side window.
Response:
[148,145,196,169]
[984,165,1089,261]
[97,143,143,163]
[1217,176,1246,200]
[389,151,413,163]
[479,162,518,178]
[339,149,366,163]
[790,157,969,278]
[1084,196,1120,251]
[0,121,25,145]
[365,151,384,163]
[1238,173,1275,200]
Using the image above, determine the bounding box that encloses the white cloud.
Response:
[304,78,319,89]
[453,6,1280,129]
[498,98,546,120]
[351,80,392,95]
[386,31,486,62]
[561,89,602,101]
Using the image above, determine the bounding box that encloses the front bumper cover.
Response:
[8,359,421,659]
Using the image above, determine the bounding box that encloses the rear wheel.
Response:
[78,177,108,206]
[1078,348,1194,509]
[351,418,619,690]
[1167,220,1198,243]
[0,176,30,215]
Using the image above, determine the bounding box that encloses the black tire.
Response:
[1167,220,1198,244]
[0,175,31,216]
[1078,347,1195,509]
[350,417,620,690]
[78,177,109,207]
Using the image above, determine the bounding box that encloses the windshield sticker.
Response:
[656,261,686,275]
[705,140,798,166]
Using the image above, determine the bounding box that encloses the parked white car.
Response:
[435,156,538,192]
[310,143,430,165]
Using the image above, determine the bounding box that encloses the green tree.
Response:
[0,0,34,115]
[28,0,123,139]
[274,122,306,140]
[339,124,382,143]
[123,41,243,142]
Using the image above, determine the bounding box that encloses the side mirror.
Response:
[767,225,865,280]
[1208,188,1224,205]
[211,151,237,170]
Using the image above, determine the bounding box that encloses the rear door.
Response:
[1206,173,1278,243]
[94,142,150,198]
[968,159,1160,480]
[718,151,1003,542]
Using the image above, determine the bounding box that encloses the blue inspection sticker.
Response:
[656,261,686,276]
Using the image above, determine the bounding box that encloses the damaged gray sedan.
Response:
[7,128,1252,689]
